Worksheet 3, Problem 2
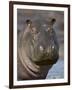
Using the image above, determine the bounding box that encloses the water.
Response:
[46,59,64,79]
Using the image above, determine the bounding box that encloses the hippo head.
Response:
[22,19,59,66]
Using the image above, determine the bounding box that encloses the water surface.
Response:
[46,59,64,79]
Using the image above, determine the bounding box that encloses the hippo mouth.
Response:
[33,53,59,65]
[35,58,58,65]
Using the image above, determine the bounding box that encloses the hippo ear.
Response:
[51,18,56,25]
[26,19,32,25]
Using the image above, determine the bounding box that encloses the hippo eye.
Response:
[31,27,40,35]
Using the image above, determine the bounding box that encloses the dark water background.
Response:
[17,9,64,79]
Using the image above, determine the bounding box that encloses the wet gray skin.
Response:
[17,19,59,80]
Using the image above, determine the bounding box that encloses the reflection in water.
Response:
[46,59,64,79]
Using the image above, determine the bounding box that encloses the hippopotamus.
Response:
[17,18,59,80]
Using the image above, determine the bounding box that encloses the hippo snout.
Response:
[35,44,59,65]
[39,44,58,60]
